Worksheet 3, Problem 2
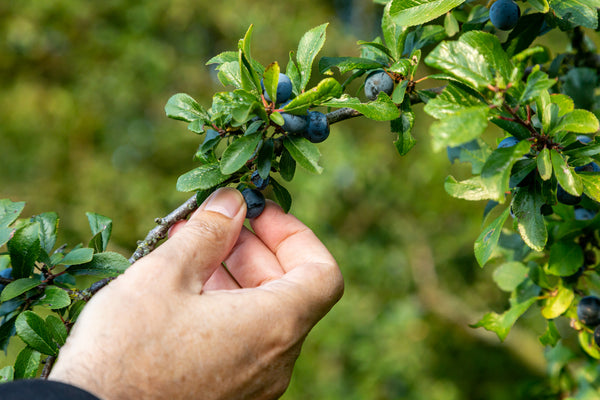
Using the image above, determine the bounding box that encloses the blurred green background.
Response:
[0,0,573,398]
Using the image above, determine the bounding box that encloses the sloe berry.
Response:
[241,188,266,219]
[261,73,293,104]
[578,296,600,327]
[489,0,520,31]
[305,111,330,143]
[557,185,581,205]
[498,136,520,148]
[364,70,394,101]
[251,171,269,190]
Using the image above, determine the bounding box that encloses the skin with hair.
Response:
[49,187,344,400]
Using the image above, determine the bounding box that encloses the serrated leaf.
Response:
[447,139,492,174]
[551,149,583,196]
[513,186,548,252]
[220,133,262,175]
[0,316,16,354]
[45,315,67,347]
[263,62,280,104]
[36,286,71,309]
[279,147,296,182]
[31,212,58,254]
[286,52,302,96]
[389,0,466,27]
[533,149,551,184]
[165,93,209,123]
[86,212,112,253]
[321,93,400,121]
[444,176,494,201]
[14,346,41,379]
[493,261,529,292]
[474,207,511,267]
[0,278,41,302]
[541,285,574,319]
[549,0,599,29]
[283,136,323,174]
[392,99,416,156]
[547,241,584,277]
[7,222,41,279]
[579,330,600,359]
[270,178,292,213]
[176,163,230,192]
[579,172,600,202]
[67,251,130,277]
[282,78,343,114]
[0,228,13,247]
[430,106,490,152]
[57,248,93,266]
[520,69,557,104]
[539,320,560,347]
[0,199,25,228]
[15,311,58,356]
[357,40,394,61]
[296,23,328,91]
[424,82,483,120]
[206,51,238,66]
[471,297,537,341]
[257,139,273,180]
[551,109,600,135]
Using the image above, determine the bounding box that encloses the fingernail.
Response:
[204,188,243,218]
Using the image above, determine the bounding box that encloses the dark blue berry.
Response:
[305,111,330,143]
[489,0,520,31]
[364,70,394,101]
[575,162,600,173]
[576,135,593,144]
[578,296,600,327]
[575,207,596,221]
[557,185,581,205]
[251,171,269,190]
[261,73,293,104]
[241,188,266,219]
[498,136,520,148]
[0,268,12,294]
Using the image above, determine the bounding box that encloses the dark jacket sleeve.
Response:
[0,379,101,400]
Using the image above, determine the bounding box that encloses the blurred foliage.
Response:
[0,0,582,398]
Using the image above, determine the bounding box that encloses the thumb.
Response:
[151,187,246,292]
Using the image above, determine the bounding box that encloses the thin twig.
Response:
[41,355,57,379]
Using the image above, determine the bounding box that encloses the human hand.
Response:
[49,187,344,400]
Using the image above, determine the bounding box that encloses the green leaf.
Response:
[321,93,400,121]
[425,32,510,89]
[220,133,262,174]
[444,176,494,201]
[541,285,574,319]
[319,57,386,74]
[283,136,323,174]
[283,78,343,114]
[471,296,537,341]
[493,261,529,292]
[67,251,130,277]
[579,172,600,202]
[551,109,600,135]
[279,147,296,182]
[503,14,546,57]
[529,0,550,12]
[263,62,280,104]
[14,346,41,379]
[551,149,583,196]
[537,148,552,181]
[547,241,584,277]
[206,51,238,66]
[0,228,13,248]
[579,330,600,359]
[430,106,490,151]
[513,186,548,252]
[357,40,394,61]
[0,316,16,353]
[296,23,328,91]
[31,212,58,254]
[257,139,273,180]
[35,286,71,310]
[86,212,113,253]
[7,222,41,278]
[392,99,416,156]
[0,278,41,302]
[520,69,557,104]
[0,365,14,382]
[424,82,483,120]
[444,11,459,36]
[474,207,511,267]
[539,320,561,347]
[176,163,230,192]
[0,199,25,228]
[45,315,67,347]
[15,311,58,356]
[165,93,209,123]
[270,112,285,126]
[62,247,95,266]
[549,0,599,29]
[286,52,302,95]
[447,139,492,174]
[270,178,292,213]
[389,0,466,27]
